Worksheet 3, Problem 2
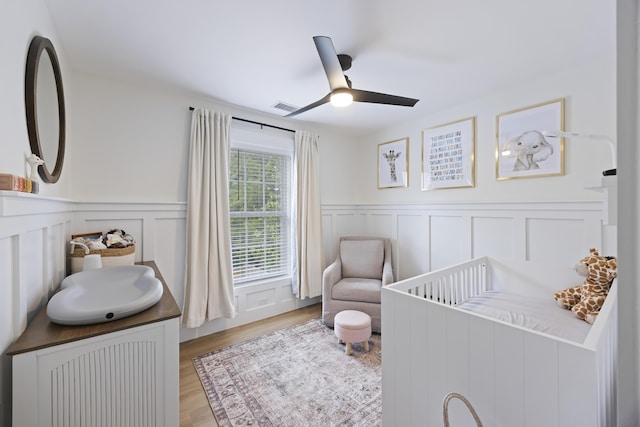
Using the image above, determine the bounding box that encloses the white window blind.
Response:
[229,148,291,284]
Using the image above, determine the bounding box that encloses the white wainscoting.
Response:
[0,194,608,424]
[73,200,607,339]
[71,202,320,342]
[2,197,607,344]
[70,202,188,309]
[322,201,607,281]
[0,192,74,427]
[0,193,611,425]
[0,193,72,338]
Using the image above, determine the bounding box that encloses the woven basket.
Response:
[70,245,135,274]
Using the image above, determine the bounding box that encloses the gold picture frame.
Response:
[496,98,565,180]
[378,138,409,189]
[421,117,475,190]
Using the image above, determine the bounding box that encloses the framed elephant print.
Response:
[496,98,565,180]
[378,138,408,189]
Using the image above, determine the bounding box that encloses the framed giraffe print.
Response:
[422,117,475,190]
[378,137,409,189]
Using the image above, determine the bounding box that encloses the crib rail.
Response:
[393,257,488,306]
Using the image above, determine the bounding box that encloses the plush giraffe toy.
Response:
[554,248,617,324]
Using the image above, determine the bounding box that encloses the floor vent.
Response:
[272,101,298,113]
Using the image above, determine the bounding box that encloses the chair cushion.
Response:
[340,239,384,279]
[331,278,382,303]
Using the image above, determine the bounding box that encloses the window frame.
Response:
[229,126,294,287]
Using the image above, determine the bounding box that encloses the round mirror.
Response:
[25,36,66,183]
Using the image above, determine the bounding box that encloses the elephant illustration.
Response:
[502,130,554,171]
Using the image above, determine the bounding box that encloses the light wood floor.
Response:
[179,303,322,426]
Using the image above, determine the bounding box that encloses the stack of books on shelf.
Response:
[0,174,39,194]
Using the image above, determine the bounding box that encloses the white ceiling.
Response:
[44,0,615,135]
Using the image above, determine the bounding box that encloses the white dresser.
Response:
[7,261,181,427]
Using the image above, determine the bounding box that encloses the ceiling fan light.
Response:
[330,89,353,107]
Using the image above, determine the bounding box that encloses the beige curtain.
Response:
[182,108,236,328]
[293,130,323,298]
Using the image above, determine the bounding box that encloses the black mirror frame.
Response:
[25,35,66,184]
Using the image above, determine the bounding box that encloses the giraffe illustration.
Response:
[383,150,402,182]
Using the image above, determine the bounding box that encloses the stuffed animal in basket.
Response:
[554,248,617,324]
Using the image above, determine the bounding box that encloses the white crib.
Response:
[381,256,617,427]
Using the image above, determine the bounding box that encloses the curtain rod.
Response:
[188,107,295,134]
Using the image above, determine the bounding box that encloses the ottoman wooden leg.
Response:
[364,340,369,352]
[346,342,352,355]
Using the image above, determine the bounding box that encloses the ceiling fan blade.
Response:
[285,93,331,117]
[352,89,419,107]
[313,36,349,91]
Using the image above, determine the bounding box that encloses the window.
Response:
[228,134,292,284]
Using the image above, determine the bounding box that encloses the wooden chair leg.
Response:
[364,340,369,352]
[346,342,352,355]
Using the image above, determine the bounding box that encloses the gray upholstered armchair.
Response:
[322,236,393,333]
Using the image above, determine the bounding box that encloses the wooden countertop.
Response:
[6,261,182,355]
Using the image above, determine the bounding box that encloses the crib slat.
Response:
[409,294,429,425]
[426,303,448,426]
[524,333,559,426]
[446,309,469,398]
[392,295,413,427]
[558,345,598,426]
[403,258,488,305]
[494,324,525,426]
[468,317,495,424]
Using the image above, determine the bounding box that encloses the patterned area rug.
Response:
[193,318,382,426]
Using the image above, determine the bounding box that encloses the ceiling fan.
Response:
[286,36,419,117]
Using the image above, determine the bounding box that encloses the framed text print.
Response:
[496,98,565,180]
[378,138,409,189]
[422,117,475,190]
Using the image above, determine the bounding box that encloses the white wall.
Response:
[0,0,73,200]
[66,47,618,259]
[67,72,359,204]
[354,55,616,205]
